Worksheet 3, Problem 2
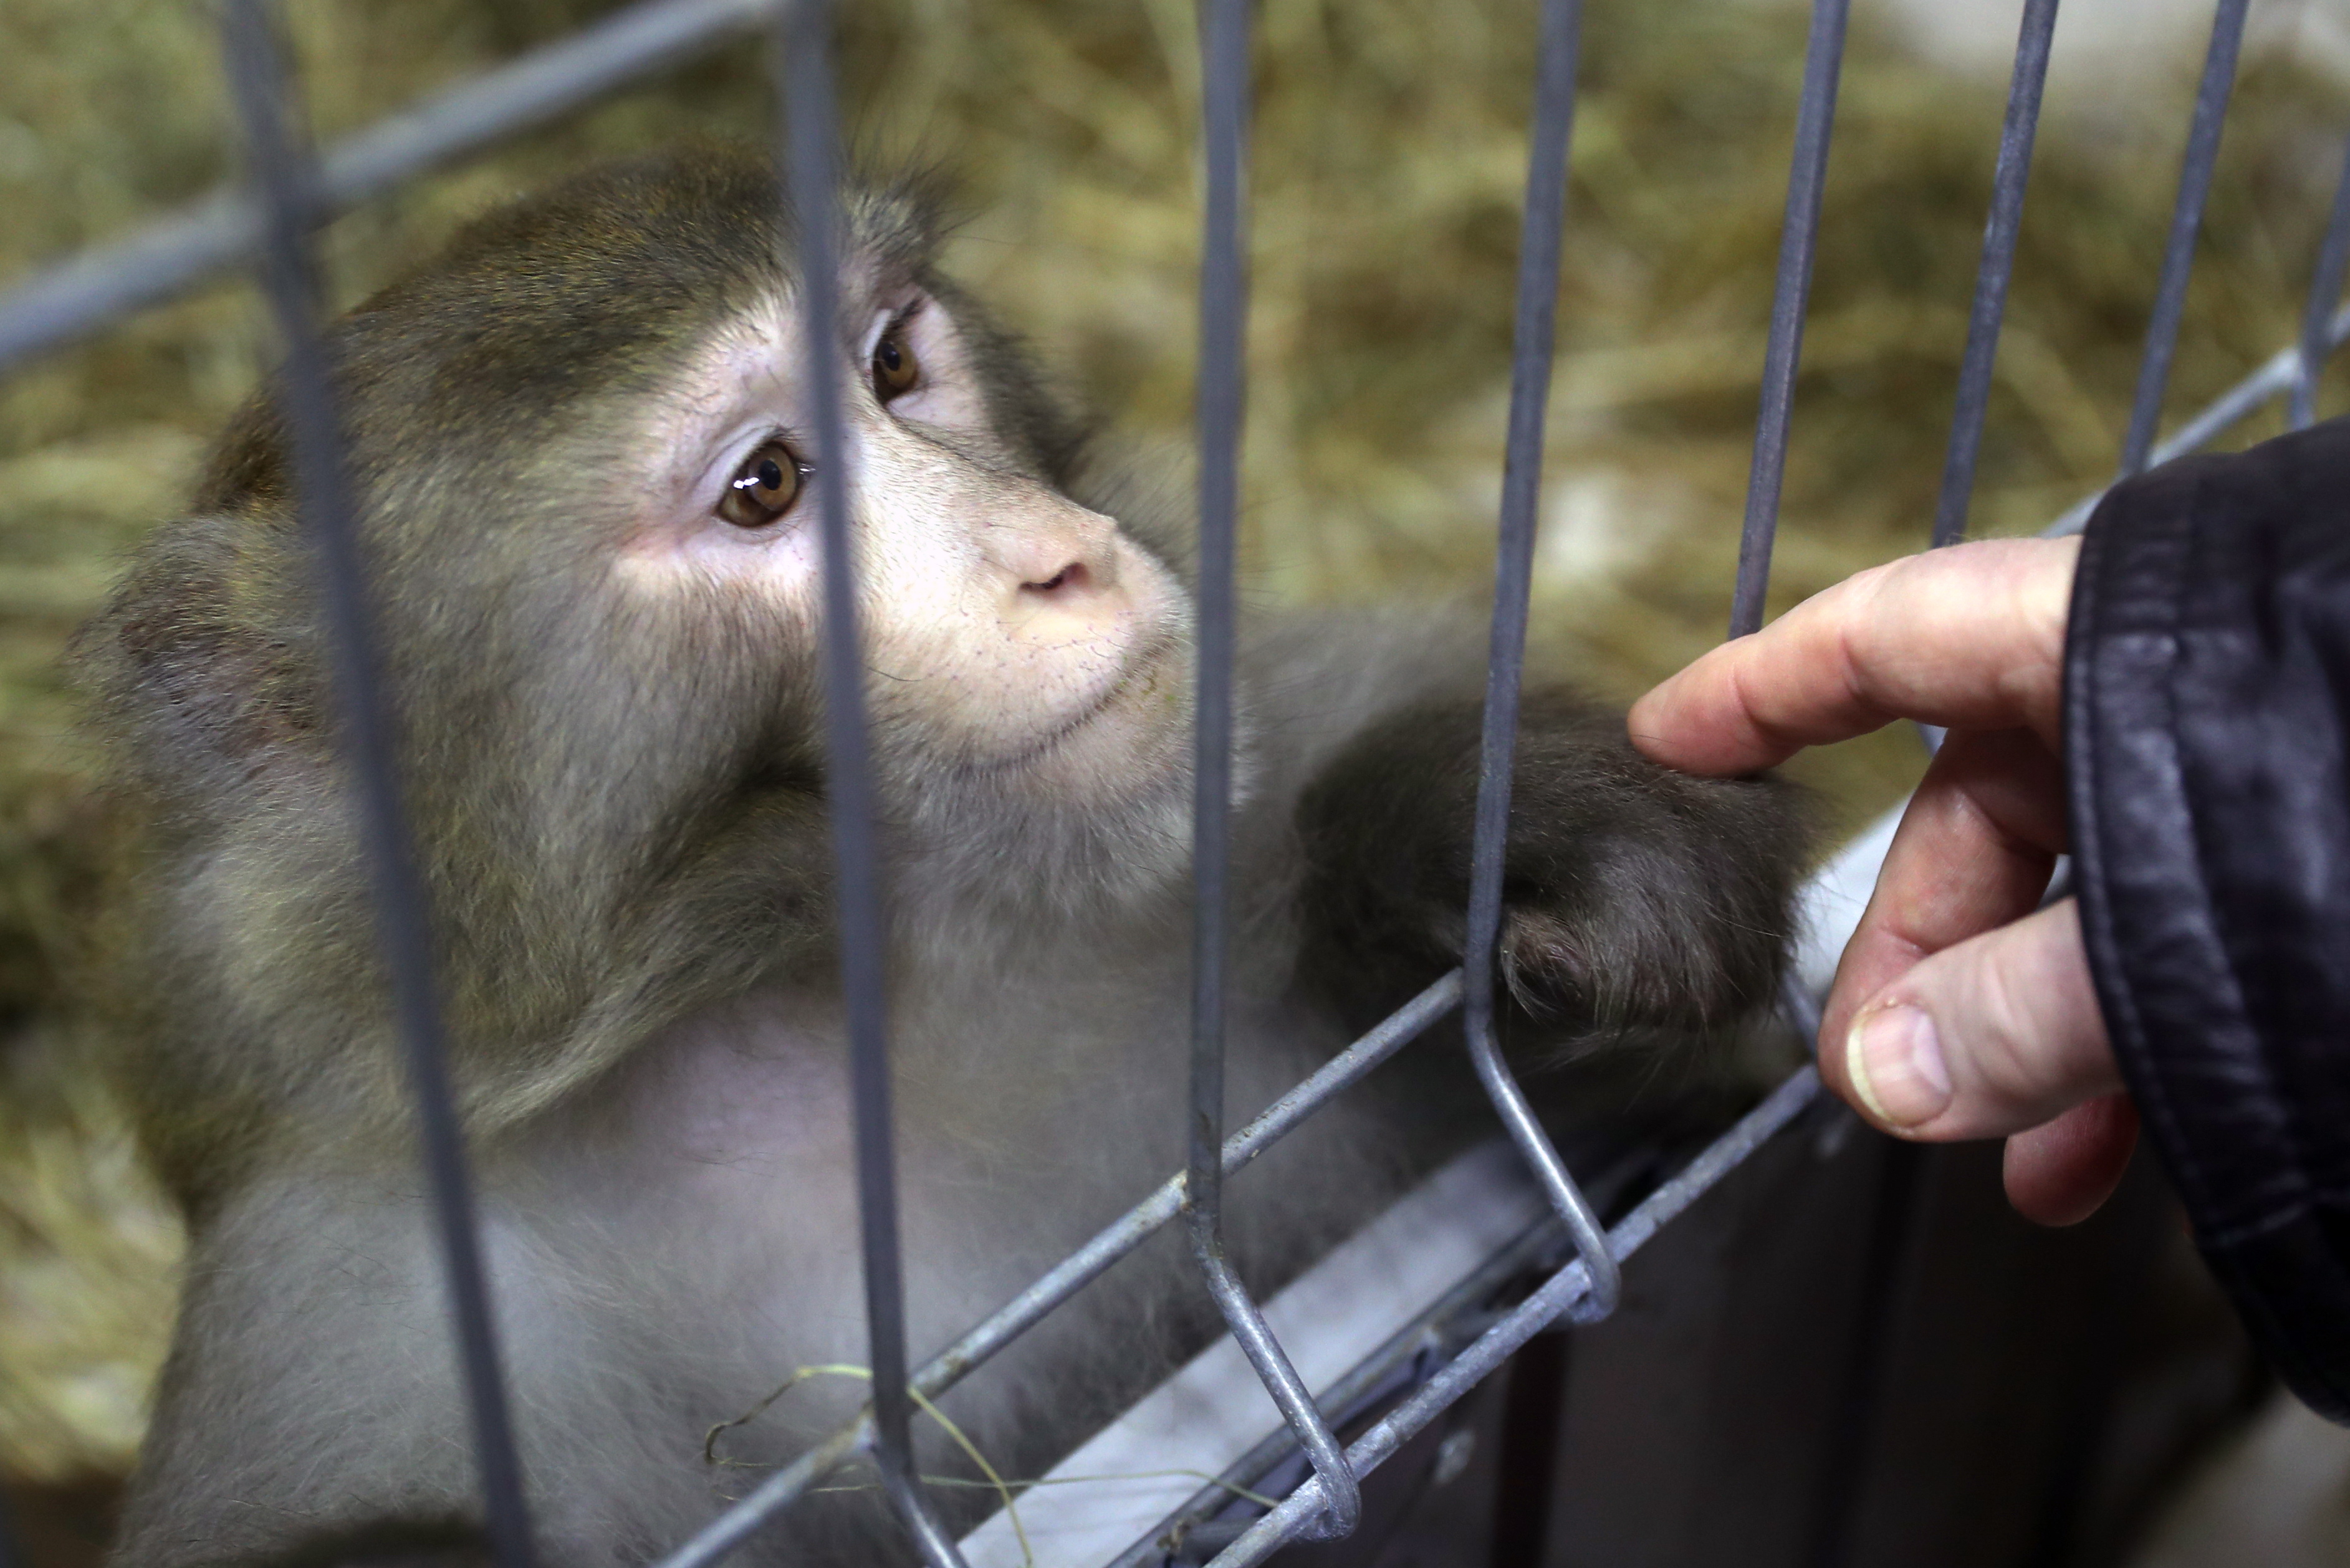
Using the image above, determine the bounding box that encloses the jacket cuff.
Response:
[2065,423,2350,1423]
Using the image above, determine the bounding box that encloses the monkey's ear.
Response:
[73,514,327,791]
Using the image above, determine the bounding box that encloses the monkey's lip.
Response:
[966,626,1186,776]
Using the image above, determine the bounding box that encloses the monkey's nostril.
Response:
[1025,563,1086,595]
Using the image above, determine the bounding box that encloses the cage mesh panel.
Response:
[0,0,775,369]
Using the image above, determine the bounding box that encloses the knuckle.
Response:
[1939,919,2089,1119]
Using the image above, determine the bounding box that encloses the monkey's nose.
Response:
[987,503,1123,608]
[1023,561,1091,596]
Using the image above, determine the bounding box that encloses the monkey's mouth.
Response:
[967,624,1191,778]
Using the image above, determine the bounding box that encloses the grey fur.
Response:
[70,146,1806,1567]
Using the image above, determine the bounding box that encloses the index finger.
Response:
[1627,536,2079,776]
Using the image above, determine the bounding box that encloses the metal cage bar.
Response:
[1728,0,1851,639]
[773,2,967,1562]
[1931,0,2059,549]
[3,1,2344,1566]
[1206,1066,1825,1568]
[2293,131,2350,429]
[1183,0,1364,1543]
[2047,299,2350,538]
[1460,0,1621,1327]
[654,973,1464,1568]
[0,0,774,373]
[215,3,537,1565]
[1101,1145,1620,1568]
[2118,0,2249,477]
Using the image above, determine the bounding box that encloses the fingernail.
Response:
[1844,1003,1952,1130]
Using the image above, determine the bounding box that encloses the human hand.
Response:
[1627,537,2136,1225]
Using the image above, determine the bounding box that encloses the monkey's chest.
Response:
[480,978,1410,1544]
[565,985,1216,1350]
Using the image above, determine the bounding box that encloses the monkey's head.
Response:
[77,146,1199,1157]
[348,146,1193,838]
[556,155,1196,833]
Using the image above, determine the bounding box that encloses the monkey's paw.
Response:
[1490,823,1797,1041]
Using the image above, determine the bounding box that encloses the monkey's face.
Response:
[613,282,1194,820]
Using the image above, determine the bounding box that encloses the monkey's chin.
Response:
[896,650,1197,919]
[944,621,1186,788]
[999,646,1192,801]
[1022,702,1191,813]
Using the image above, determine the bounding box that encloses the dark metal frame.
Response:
[1,0,2344,1563]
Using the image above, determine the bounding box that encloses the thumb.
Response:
[1834,899,2122,1142]
[2002,1094,2140,1227]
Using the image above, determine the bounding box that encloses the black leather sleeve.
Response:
[2067,417,2350,1423]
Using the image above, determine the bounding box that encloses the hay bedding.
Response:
[0,0,2343,1495]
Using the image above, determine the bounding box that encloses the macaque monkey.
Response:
[71,145,1804,1567]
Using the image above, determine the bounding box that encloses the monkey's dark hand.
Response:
[1295,693,1808,1046]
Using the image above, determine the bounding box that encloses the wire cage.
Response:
[0,0,2339,1563]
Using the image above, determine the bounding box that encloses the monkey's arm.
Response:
[1293,692,1808,1051]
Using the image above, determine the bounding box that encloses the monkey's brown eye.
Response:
[717,441,809,528]
[872,328,919,401]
